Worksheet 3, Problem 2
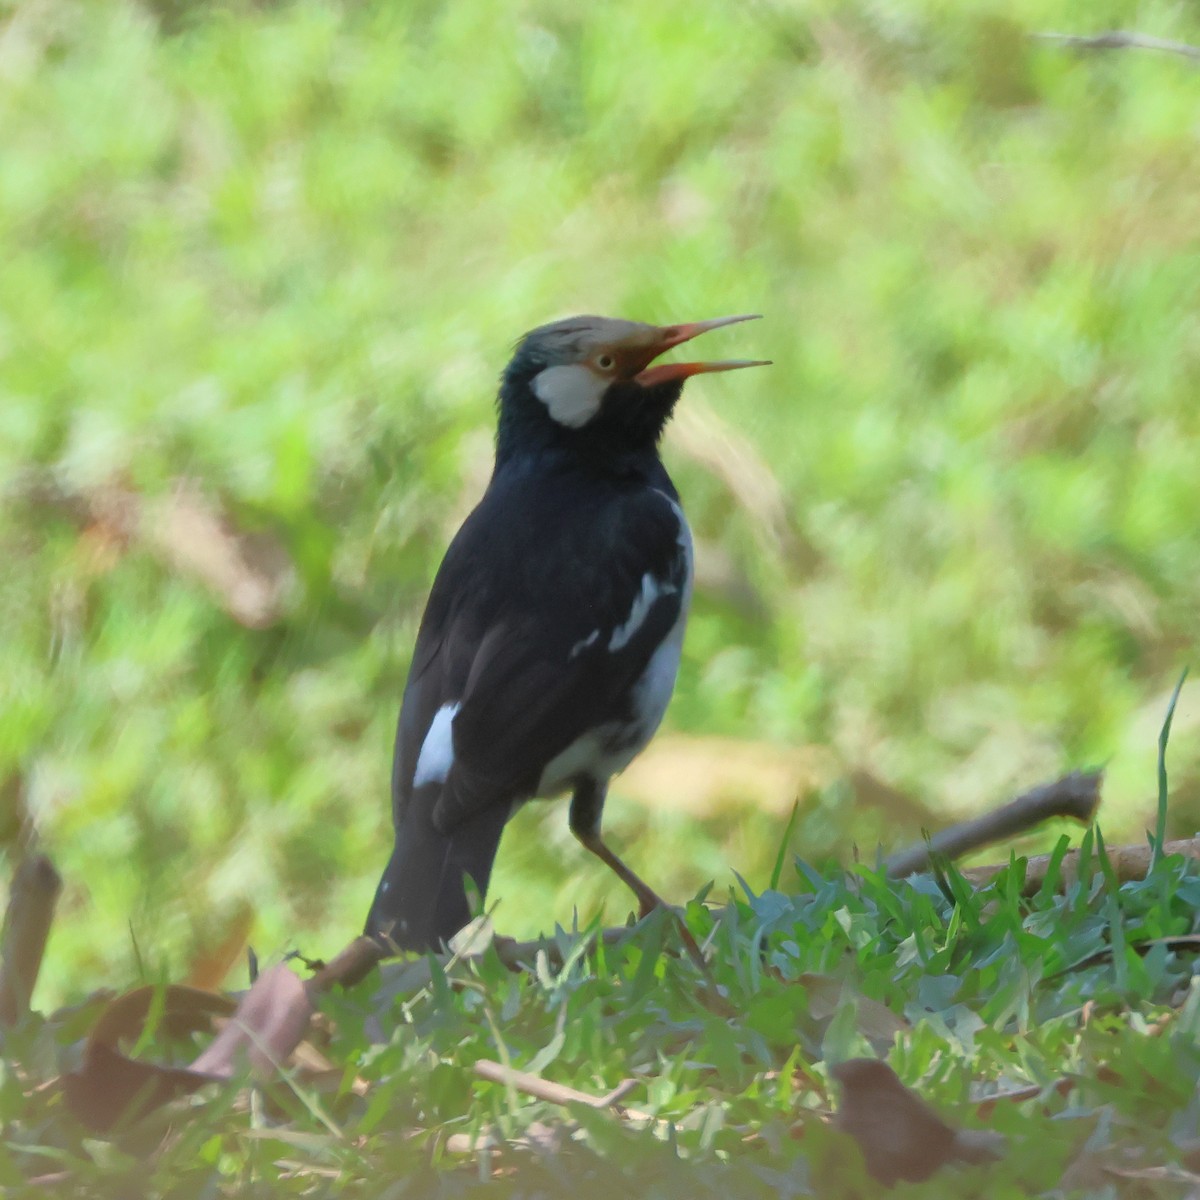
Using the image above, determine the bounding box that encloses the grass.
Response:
[1,0,1199,1189]
[6,804,1200,1194]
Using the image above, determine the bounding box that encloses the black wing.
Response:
[393,466,689,834]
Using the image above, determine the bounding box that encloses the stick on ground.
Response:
[962,836,1200,895]
[474,1059,644,1113]
[885,770,1102,878]
[0,854,63,1025]
[1034,30,1200,63]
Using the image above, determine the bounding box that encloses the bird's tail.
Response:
[364,802,508,951]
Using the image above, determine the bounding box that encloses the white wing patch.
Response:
[607,494,693,653]
[532,363,606,427]
[570,629,600,658]
[413,701,461,787]
[609,572,674,651]
[656,490,695,602]
[623,492,693,736]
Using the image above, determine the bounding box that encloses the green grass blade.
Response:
[769,801,801,892]
[1152,667,1189,867]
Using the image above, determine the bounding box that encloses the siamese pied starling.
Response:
[365,313,768,951]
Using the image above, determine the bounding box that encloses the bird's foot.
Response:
[634,896,709,979]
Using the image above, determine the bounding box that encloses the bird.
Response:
[831,1058,1006,1187]
[364,312,768,951]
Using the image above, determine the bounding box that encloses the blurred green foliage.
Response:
[0,0,1197,1002]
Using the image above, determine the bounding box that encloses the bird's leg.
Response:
[575,828,670,920]
[569,781,664,918]
[569,782,707,972]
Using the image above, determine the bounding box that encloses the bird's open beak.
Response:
[633,313,770,387]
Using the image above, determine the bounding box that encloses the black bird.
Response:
[365,313,768,951]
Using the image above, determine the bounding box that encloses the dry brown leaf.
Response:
[191,964,313,1078]
[832,1058,1005,1186]
[88,984,236,1048]
[63,1041,221,1132]
[799,974,910,1041]
[186,905,256,991]
[64,963,316,1132]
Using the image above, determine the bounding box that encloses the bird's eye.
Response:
[595,354,616,371]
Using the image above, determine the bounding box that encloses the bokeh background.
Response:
[2,0,1197,1004]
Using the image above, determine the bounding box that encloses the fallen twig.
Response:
[1034,30,1200,63]
[962,836,1200,894]
[1105,1164,1200,1184]
[442,1065,661,1156]
[0,855,62,1025]
[306,935,387,992]
[886,770,1101,878]
[474,1059,644,1114]
[28,1173,72,1190]
[1049,934,1200,979]
[974,1078,1072,1118]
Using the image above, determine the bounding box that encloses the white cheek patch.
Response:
[413,701,461,787]
[532,363,607,428]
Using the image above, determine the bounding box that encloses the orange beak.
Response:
[633,313,770,387]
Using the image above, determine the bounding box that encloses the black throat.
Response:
[494,366,683,480]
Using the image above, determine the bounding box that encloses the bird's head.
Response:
[497,313,768,464]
